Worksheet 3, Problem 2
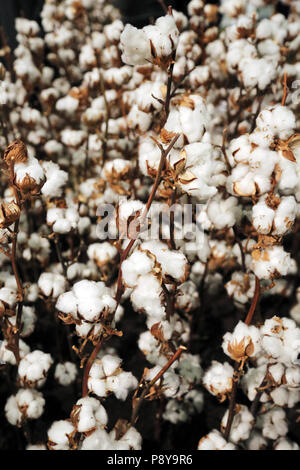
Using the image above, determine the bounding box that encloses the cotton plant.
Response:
[0,0,299,452]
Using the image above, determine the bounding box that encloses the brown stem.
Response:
[157,0,168,14]
[169,187,176,250]
[281,72,288,106]
[131,345,186,425]
[164,52,176,122]
[245,276,260,325]
[82,336,105,397]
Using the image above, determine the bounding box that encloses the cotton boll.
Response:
[257,407,288,440]
[120,24,152,66]
[198,429,236,450]
[38,272,67,298]
[14,157,45,195]
[207,195,241,229]
[5,389,45,426]
[251,246,292,280]
[55,290,79,320]
[18,350,53,388]
[221,404,253,444]
[203,361,234,400]
[260,316,300,366]
[41,162,68,199]
[101,354,122,377]
[252,198,274,234]
[48,420,75,450]
[121,15,178,68]
[55,362,77,386]
[273,196,296,236]
[239,57,277,91]
[175,281,200,312]
[0,339,30,365]
[61,129,87,148]
[222,321,261,361]
[138,136,162,176]
[117,427,142,450]
[274,437,299,450]
[88,355,137,401]
[141,240,188,283]
[225,272,256,305]
[256,105,296,140]
[246,431,267,450]
[87,242,118,267]
[72,397,108,433]
[9,306,37,338]
[122,250,155,288]
[127,104,152,132]
[241,364,268,403]
[177,353,202,383]
[131,273,165,321]
[80,427,112,450]
[107,371,138,400]
[0,286,18,308]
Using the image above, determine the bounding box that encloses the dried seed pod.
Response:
[3,140,28,166]
[0,201,20,229]
[15,173,45,197]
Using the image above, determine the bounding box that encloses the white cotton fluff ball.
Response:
[0,339,30,365]
[80,427,112,450]
[87,242,118,265]
[203,361,234,398]
[38,272,67,298]
[257,407,288,440]
[221,404,254,444]
[120,24,152,66]
[5,389,45,426]
[222,321,261,361]
[14,157,45,186]
[74,397,108,433]
[18,350,53,387]
[56,280,116,323]
[55,362,77,386]
[198,429,236,450]
[48,420,75,450]
[41,161,68,198]
[251,246,292,280]
[121,250,154,288]
[252,198,274,234]
[140,240,188,283]
[131,273,165,321]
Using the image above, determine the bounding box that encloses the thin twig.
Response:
[281,72,288,106]
[82,336,105,397]
[221,127,231,171]
[131,345,186,425]
[157,0,168,14]
[245,276,260,325]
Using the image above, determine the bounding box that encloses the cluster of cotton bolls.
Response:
[199,315,300,449]
[0,0,299,451]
